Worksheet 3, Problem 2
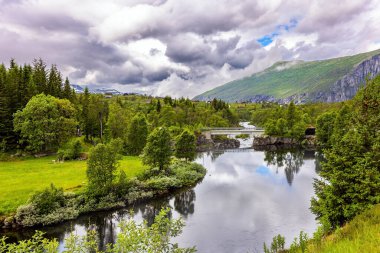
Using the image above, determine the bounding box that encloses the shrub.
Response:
[144,177,181,191]
[29,184,65,215]
[57,139,82,161]
[212,135,229,141]
[235,134,249,139]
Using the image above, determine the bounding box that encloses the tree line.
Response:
[0,58,239,155]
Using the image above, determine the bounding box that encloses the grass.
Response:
[289,204,380,253]
[312,204,380,253]
[0,156,147,216]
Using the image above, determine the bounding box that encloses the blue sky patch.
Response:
[257,18,298,47]
[256,165,270,175]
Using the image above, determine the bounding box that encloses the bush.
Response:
[29,184,65,215]
[144,177,181,191]
[212,135,229,141]
[57,139,82,161]
[235,134,249,139]
[172,162,206,186]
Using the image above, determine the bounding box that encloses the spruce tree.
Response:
[47,64,62,97]
[81,87,91,140]
[0,64,11,148]
[63,77,72,100]
[32,58,47,94]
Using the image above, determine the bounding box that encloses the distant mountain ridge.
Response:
[194,49,380,103]
[71,84,122,95]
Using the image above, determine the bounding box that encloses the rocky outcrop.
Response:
[252,136,299,146]
[293,54,380,103]
[196,135,215,151]
[302,135,317,147]
[322,54,380,102]
[213,138,240,149]
[196,135,240,151]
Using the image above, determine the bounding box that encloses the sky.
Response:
[0,0,379,98]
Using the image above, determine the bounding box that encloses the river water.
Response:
[3,147,319,253]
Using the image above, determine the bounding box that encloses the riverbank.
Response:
[0,157,206,229]
[252,135,316,147]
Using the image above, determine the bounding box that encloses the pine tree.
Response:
[63,77,72,100]
[0,64,11,148]
[20,64,33,107]
[32,58,47,94]
[156,100,161,112]
[81,87,90,140]
[47,64,62,97]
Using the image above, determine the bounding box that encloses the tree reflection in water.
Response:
[138,198,172,226]
[264,147,306,185]
[174,189,196,218]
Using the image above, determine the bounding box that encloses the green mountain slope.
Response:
[194,49,380,102]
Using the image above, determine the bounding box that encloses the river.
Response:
[2,147,319,253]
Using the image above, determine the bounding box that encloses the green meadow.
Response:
[0,156,147,216]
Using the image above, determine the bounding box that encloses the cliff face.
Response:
[276,54,380,103]
[322,54,380,102]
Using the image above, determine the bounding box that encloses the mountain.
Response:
[194,49,380,103]
[71,84,122,95]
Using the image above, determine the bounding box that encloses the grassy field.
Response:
[0,156,147,216]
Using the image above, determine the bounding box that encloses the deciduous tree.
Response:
[13,94,77,152]
[142,127,172,171]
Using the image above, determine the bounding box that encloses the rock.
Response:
[196,135,215,151]
[196,135,240,151]
[252,136,299,146]
[213,138,240,149]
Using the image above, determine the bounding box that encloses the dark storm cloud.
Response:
[165,34,259,70]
